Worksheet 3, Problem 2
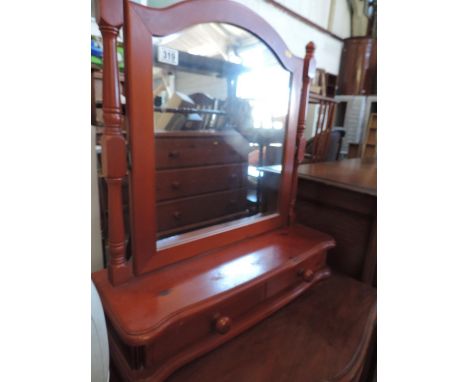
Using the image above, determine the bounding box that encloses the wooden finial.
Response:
[305,41,315,54]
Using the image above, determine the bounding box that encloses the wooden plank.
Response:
[298,158,377,196]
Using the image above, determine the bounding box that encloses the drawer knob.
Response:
[171,181,181,189]
[299,268,314,282]
[172,211,182,220]
[214,315,231,335]
[168,150,180,158]
[230,173,238,180]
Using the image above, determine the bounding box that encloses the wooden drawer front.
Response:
[156,164,247,201]
[155,137,248,169]
[265,251,326,298]
[145,252,328,369]
[156,189,247,232]
[147,285,265,368]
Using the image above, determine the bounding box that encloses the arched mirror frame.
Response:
[119,0,304,276]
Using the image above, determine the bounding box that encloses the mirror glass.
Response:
[151,23,291,241]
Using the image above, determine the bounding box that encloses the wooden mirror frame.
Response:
[97,0,315,284]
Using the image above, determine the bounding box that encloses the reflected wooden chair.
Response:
[303,93,339,163]
[305,127,346,163]
[189,92,217,129]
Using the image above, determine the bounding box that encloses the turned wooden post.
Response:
[289,42,315,224]
[95,0,131,285]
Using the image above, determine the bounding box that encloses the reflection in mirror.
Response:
[152,23,291,240]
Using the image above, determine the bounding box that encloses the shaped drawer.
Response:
[144,252,328,372]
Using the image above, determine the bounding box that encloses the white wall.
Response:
[92,1,351,74]
[274,0,332,29]
[332,0,352,39]
[232,0,350,74]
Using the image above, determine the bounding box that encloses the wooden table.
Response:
[296,158,377,285]
[298,158,376,196]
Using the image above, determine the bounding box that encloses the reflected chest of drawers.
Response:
[154,131,250,238]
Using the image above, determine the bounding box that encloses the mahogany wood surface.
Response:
[94,224,335,381]
[93,225,334,344]
[298,158,377,196]
[164,274,376,382]
[296,159,376,285]
[337,37,377,96]
[97,2,131,284]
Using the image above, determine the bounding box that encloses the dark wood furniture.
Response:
[296,158,377,285]
[337,37,377,96]
[92,0,338,381]
[326,72,338,98]
[305,93,338,163]
[311,70,337,98]
[295,159,377,382]
[347,142,361,159]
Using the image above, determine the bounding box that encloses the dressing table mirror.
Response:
[151,23,291,241]
[92,1,336,380]
[148,22,293,269]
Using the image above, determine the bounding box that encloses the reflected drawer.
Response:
[155,134,249,169]
[156,164,247,201]
[156,188,248,233]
